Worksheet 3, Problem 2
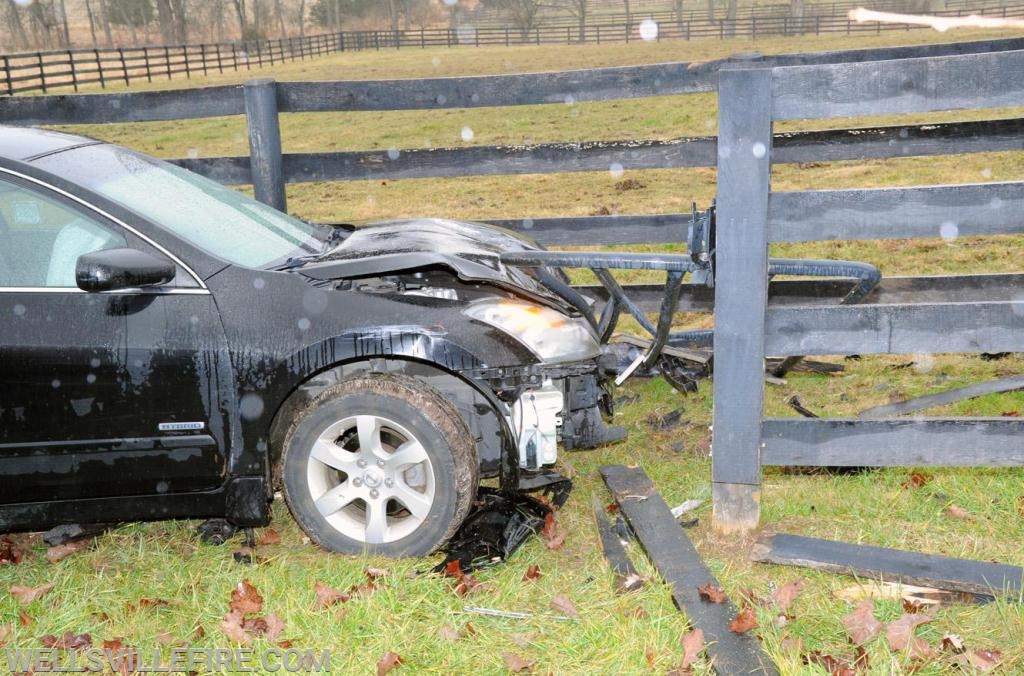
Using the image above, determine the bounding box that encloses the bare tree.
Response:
[98,0,115,45]
[558,0,588,41]
[3,1,30,51]
[482,0,543,37]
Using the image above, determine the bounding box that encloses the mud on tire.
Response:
[281,373,478,557]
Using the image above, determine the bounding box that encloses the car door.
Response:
[0,170,231,509]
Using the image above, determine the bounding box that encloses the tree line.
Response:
[0,0,447,52]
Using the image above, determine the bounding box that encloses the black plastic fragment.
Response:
[42,523,116,546]
[434,480,572,574]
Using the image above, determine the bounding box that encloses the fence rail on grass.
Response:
[2,37,1023,533]
[4,1,1024,97]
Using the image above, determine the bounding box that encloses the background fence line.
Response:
[3,2,1024,97]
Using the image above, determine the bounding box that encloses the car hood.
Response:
[297,218,570,309]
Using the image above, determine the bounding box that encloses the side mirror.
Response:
[76,248,176,292]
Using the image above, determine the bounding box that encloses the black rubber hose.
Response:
[533,267,599,330]
[766,258,881,377]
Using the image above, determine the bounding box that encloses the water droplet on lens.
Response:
[752,142,767,159]
[240,393,265,420]
[13,304,26,316]
[609,163,624,178]
[387,148,400,160]
[461,127,474,142]
[51,379,61,389]
[90,358,101,368]
[86,374,97,385]
[639,19,659,41]
[253,278,266,290]
[298,317,311,331]
[939,222,958,241]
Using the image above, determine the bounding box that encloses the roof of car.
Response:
[0,126,101,163]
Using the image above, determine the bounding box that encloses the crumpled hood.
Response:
[299,218,569,309]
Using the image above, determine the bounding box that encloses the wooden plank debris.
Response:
[601,465,779,675]
[752,534,1023,597]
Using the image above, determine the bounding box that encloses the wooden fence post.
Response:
[711,66,773,534]
[2,56,12,95]
[119,48,129,85]
[164,46,171,79]
[69,50,79,92]
[144,47,152,82]
[244,78,287,213]
[94,49,104,88]
[37,53,46,94]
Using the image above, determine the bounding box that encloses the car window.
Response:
[41,145,323,269]
[0,176,127,288]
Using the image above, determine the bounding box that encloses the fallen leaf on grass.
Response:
[0,537,26,565]
[728,605,758,634]
[376,651,402,675]
[229,580,264,616]
[40,632,91,650]
[131,598,171,611]
[439,625,462,641]
[944,504,971,519]
[886,612,936,659]
[0,622,12,646]
[902,472,933,489]
[645,645,656,669]
[804,651,857,676]
[256,528,281,545]
[313,581,350,609]
[503,652,535,672]
[696,583,727,604]
[18,610,31,626]
[366,567,388,580]
[941,633,965,654]
[841,600,882,645]
[624,607,649,619]
[550,595,579,619]
[902,598,928,614]
[963,648,1002,671]
[46,538,93,564]
[444,560,485,597]
[614,573,645,594]
[221,610,250,644]
[770,581,804,613]
[540,513,566,550]
[679,628,705,672]
[10,582,55,605]
[522,564,542,582]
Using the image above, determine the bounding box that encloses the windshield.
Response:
[40,144,322,269]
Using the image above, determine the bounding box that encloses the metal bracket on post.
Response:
[711,65,773,535]
[243,78,286,213]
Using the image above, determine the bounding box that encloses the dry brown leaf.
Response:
[967,648,1002,671]
[614,573,645,594]
[229,580,264,616]
[841,600,882,645]
[679,628,705,671]
[944,504,971,519]
[728,605,758,634]
[696,583,727,604]
[522,564,542,582]
[155,630,174,645]
[18,610,31,626]
[313,581,350,609]
[0,621,12,647]
[40,631,92,650]
[940,633,965,654]
[645,645,656,669]
[550,595,579,619]
[0,537,27,565]
[376,651,402,675]
[540,513,566,550]
[46,538,93,564]
[439,625,462,641]
[804,651,857,676]
[256,529,281,546]
[10,582,55,605]
[886,612,936,659]
[503,651,534,673]
[263,613,285,643]
[220,610,250,645]
[366,566,389,580]
[902,472,933,489]
[770,581,804,613]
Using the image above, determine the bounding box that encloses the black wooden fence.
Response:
[4,1,1024,97]
[2,37,1022,531]
[711,48,1024,530]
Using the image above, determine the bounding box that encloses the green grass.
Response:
[6,28,1024,675]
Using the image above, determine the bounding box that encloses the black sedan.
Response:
[0,127,622,556]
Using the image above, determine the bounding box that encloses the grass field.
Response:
[4,28,1024,675]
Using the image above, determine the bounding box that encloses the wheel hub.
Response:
[362,466,386,488]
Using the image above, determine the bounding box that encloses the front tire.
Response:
[281,373,478,557]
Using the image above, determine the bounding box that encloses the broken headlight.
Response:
[464,299,600,363]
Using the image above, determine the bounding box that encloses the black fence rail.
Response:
[5,2,1024,97]
[0,33,345,96]
[710,46,1024,531]
[2,37,1023,533]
